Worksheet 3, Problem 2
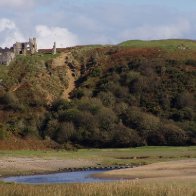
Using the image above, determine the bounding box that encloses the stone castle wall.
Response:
[0,38,37,65]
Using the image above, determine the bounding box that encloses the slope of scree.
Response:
[51,52,77,100]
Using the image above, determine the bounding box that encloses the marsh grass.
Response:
[0,146,196,165]
[0,181,195,196]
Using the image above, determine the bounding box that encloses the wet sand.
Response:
[95,159,196,182]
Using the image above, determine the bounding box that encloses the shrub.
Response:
[58,108,80,122]
[123,108,160,132]
[96,108,118,132]
[98,92,115,107]
[0,124,7,140]
[76,97,103,115]
[112,124,142,147]
[21,126,38,138]
[129,78,144,94]
[91,68,102,77]
[51,99,73,111]
[55,122,76,144]
[161,123,188,146]
[74,111,98,131]
[45,119,58,138]
[114,102,128,115]
[1,92,20,110]
[172,92,194,109]
[120,71,141,86]
[185,59,196,66]
[146,129,166,146]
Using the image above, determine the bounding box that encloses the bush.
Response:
[112,124,142,147]
[58,108,80,122]
[91,68,102,77]
[21,126,38,138]
[172,92,194,109]
[45,119,59,139]
[51,99,73,111]
[76,98,103,115]
[98,92,115,107]
[120,71,141,86]
[123,108,160,132]
[0,124,7,140]
[1,92,21,110]
[96,108,117,132]
[161,123,188,146]
[55,122,76,144]
[146,129,166,146]
[170,107,194,122]
[74,111,98,131]
[129,78,145,94]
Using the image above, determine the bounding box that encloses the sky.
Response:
[0,0,196,49]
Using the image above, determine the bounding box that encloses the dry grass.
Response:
[0,181,195,196]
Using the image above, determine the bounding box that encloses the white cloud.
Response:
[0,18,16,32]
[35,25,79,49]
[0,19,79,49]
[0,18,25,47]
[121,20,191,40]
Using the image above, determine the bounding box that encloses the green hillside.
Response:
[0,41,195,149]
[120,39,196,50]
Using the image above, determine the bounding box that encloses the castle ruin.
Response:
[0,38,37,65]
[13,38,37,55]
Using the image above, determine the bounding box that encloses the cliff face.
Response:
[0,41,195,149]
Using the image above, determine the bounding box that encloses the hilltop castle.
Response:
[0,38,37,65]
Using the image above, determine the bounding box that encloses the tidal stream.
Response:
[3,170,115,184]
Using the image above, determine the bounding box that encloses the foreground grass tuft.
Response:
[0,181,195,196]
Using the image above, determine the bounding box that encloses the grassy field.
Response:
[0,146,196,195]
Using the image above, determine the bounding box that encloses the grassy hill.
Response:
[0,40,195,149]
[119,39,196,50]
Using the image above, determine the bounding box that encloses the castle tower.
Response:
[29,37,37,54]
[52,42,56,55]
[33,37,37,53]
[13,42,21,55]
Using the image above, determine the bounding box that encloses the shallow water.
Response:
[3,170,114,184]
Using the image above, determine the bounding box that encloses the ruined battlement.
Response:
[13,38,37,55]
[0,37,37,65]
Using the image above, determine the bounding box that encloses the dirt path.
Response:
[62,65,75,100]
[52,52,76,100]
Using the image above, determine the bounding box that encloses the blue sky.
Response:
[0,0,195,48]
